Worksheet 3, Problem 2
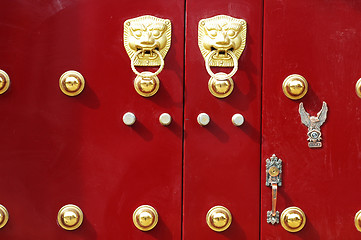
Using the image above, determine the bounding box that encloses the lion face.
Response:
[198,15,247,67]
[203,21,243,52]
[128,22,168,55]
[124,16,171,66]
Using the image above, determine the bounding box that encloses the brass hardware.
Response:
[356,78,361,98]
[123,112,136,126]
[0,70,10,95]
[133,205,158,231]
[281,207,306,232]
[208,73,234,98]
[205,51,238,80]
[198,15,247,67]
[124,15,171,97]
[159,113,172,126]
[131,50,162,97]
[206,206,232,232]
[199,15,246,98]
[299,101,328,148]
[266,154,282,225]
[232,113,244,126]
[282,74,308,100]
[133,73,160,97]
[355,210,361,232]
[124,15,171,66]
[57,204,83,231]
[0,205,9,229]
[197,113,210,126]
[59,71,85,96]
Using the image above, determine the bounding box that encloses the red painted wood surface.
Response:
[262,1,361,239]
[0,0,184,239]
[184,0,263,239]
[3,1,361,239]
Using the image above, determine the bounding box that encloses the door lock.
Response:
[124,15,171,97]
[198,15,247,98]
[266,154,282,224]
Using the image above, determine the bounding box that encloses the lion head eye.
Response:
[208,29,217,37]
[152,29,161,38]
[133,30,142,38]
[227,30,236,38]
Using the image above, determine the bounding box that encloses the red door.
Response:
[2,0,361,239]
[0,0,184,239]
[262,0,361,238]
[184,0,263,239]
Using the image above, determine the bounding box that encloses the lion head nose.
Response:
[215,33,230,45]
[140,33,155,45]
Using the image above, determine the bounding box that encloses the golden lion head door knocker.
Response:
[124,15,171,97]
[198,15,247,98]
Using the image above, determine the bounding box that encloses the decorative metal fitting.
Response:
[133,205,158,231]
[299,101,328,148]
[159,113,172,126]
[124,15,171,66]
[124,15,171,97]
[123,112,136,126]
[282,74,308,100]
[266,154,282,225]
[197,113,210,126]
[206,206,232,232]
[355,210,361,232]
[198,15,247,98]
[57,204,83,231]
[232,113,244,126]
[281,207,306,232]
[0,70,10,95]
[0,205,9,229]
[59,70,85,96]
[356,78,361,98]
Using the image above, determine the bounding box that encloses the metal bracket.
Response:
[266,154,282,225]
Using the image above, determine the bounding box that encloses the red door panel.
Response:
[0,0,184,239]
[262,0,361,238]
[184,0,263,239]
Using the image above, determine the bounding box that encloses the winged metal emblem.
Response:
[299,101,328,148]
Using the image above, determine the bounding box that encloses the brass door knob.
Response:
[0,70,10,95]
[354,210,361,232]
[280,207,306,232]
[133,205,158,231]
[206,206,232,232]
[57,204,83,230]
[59,70,85,96]
[0,205,9,229]
[282,74,308,100]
